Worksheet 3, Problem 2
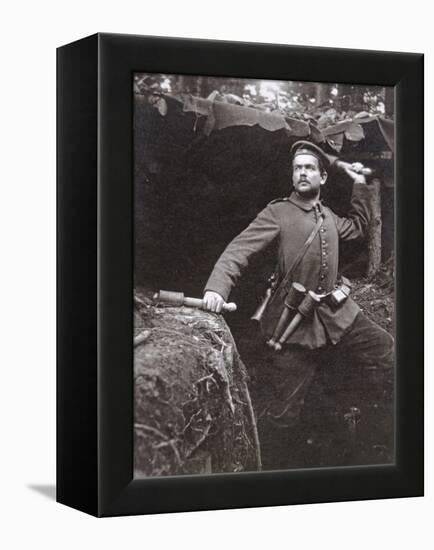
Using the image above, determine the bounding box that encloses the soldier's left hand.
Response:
[338,160,368,185]
[350,162,365,173]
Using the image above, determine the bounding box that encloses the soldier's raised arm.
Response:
[333,160,372,241]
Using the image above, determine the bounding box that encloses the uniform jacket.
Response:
[205,184,371,349]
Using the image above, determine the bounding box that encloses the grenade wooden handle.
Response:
[154,290,237,312]
[273,313,303,351]
[267,282,306,347]
[274,291,321,351]
[183,296,237,312]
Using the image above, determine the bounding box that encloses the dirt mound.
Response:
[134,292,260,477]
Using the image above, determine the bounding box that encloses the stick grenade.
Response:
[266,282,306,348]
[273,291,321,351]
[153,290,237,312]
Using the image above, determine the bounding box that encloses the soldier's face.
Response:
[292,154,327,198]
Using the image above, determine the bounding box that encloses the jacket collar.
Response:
[288,192,324,213]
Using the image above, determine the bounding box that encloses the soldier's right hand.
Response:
[203,291,225,313]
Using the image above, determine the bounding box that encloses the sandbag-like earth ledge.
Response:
[134,292,261,477]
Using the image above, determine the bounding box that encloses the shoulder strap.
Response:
[277,212,324,291]
[269,196,290,205]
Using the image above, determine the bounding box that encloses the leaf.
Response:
[326,134,344,152]
[222,93,244,105]
[354,110,371,119]
[206,90,220,102]
[156,98,168,116]
[344,123,364,141]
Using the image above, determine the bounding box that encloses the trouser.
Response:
[256,312,394,427]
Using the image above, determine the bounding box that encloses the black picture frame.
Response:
[57,33,423,517]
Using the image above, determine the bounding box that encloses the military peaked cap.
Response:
[291,140,336,169]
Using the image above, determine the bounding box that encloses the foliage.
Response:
[134,73,391,129]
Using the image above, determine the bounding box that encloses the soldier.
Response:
[202,140,394,461]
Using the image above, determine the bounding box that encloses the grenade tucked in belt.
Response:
[265,276,352,351]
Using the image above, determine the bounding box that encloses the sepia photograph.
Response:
[133,73,395,477]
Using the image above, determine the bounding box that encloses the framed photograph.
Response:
[57,33,423,516]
